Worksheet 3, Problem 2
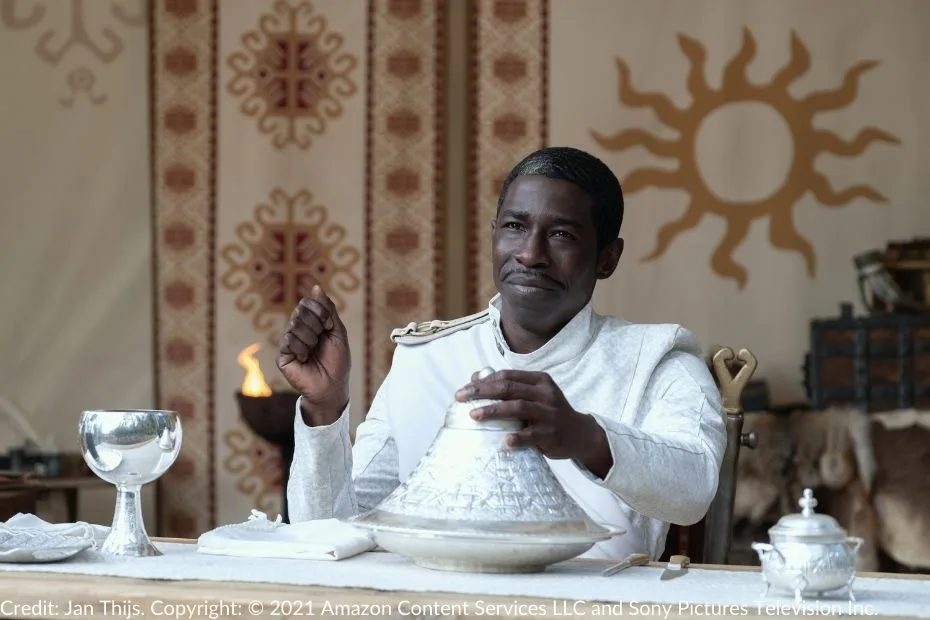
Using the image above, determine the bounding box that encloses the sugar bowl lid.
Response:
[768,488,846,543]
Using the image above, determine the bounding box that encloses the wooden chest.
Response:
[805,303,930,412]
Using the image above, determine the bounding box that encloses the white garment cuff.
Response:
[577,412,620,484]
[293,395,350,433]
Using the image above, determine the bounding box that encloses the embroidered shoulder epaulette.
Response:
[390,308,490,345]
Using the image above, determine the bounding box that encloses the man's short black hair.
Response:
[496,146,624,250]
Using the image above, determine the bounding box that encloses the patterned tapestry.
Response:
[151,0,445,536]
[0,0,152,527]
[468,0,930,405]
[468,0,547,307]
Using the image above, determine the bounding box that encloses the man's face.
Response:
[491,175,620,329]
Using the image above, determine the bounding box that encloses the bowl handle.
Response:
[845,536,864,554]
[751,541,786,564]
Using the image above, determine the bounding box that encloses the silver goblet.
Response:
[79,409,182,557]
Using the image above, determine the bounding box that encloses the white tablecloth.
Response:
[0,543,927,618]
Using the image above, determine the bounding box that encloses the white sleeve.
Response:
[286,371,400,521]
[584,327,726,525]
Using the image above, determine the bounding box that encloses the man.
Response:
[277,146,726,560]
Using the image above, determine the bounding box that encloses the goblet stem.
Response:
[102,483,160,557]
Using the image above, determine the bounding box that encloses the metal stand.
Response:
[704,347,758,565]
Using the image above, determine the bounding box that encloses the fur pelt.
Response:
[734,412,793,523]
[869,411,930,570]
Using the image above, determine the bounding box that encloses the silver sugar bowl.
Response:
[347,367,623,573]
[751,488,863,602]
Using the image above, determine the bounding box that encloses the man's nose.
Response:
[514,232,549,267]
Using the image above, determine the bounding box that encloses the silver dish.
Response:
[0,530,93,563]
[347,368,625,573]
[752,488,863,602]
[79,409,182,557]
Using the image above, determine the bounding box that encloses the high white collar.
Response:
[486,293,596,370]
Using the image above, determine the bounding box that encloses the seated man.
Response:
[277,146,725,560]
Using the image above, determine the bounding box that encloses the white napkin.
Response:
[197,510,375,561]
[1,513,110,548]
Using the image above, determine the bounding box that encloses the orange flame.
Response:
[237,343,272,397]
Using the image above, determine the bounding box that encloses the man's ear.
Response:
[596,238,624,279]
[490,219,496,236]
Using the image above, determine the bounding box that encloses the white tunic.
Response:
[287,294,726,560]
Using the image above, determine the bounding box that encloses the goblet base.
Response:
[99,483,161,557]
[101,533,162,557]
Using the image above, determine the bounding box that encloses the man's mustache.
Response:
[504,268,562,288]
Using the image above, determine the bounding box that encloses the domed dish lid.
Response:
[768,488,846,543]
[349,368,620,543]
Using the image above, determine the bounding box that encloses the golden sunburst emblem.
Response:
[592,28,899,288]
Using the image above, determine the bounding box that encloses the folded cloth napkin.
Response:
[1,513,110,548]
[197,510,375,561]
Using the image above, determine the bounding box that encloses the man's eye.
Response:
[551,231,574,239]
[503,222,523,230]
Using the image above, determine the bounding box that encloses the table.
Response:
[0,540,927,619]
[22,476,110,522]
[1,475,110,523]
[0,488,38,522]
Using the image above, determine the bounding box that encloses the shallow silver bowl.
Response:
[348,515,624,573]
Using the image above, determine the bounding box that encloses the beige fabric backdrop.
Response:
[4,0,927,535]
[0,0,152,525]
[470,0,929,405]
[0,0,445,534]
[213,0,369,532]
[152,0,446,536]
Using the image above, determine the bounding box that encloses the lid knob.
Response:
[444,367,519,431]
[476,367,495,381]
[799,488,818,516]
